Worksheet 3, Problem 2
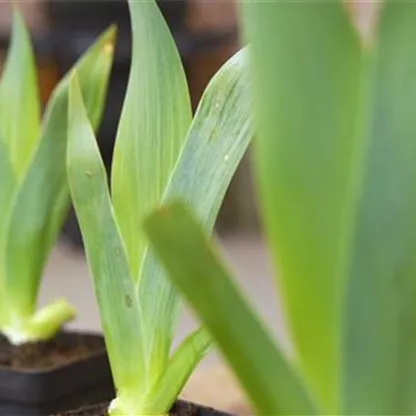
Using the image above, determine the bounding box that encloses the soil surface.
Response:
[54,400,232,416]
[0,331,105,370]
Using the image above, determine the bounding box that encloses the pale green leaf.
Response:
[9,298,76,345]
[240,2,362,411]
[67,73,145,401]
[0,8,40,178]
[0,139,15,320]
[0,139,15,251]
[343,3,416,414]
[144,201,317,416]
[142,328,212,415]
[4,27,115,323]
[111,0,192,280]
[138,48,252,380]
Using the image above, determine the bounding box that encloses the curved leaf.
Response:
[138,48,252,381]
[0,9,40,178]
[67,73,145,403]
[4,27,115,324]
[142,327,212,415]
[144,201,318,416]
[111,0,192,279]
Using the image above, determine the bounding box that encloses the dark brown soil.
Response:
[54,400,232,416]
[53,402,106,416]
[0,331,105,370]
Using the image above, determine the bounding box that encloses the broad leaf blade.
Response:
[0,9,40,178]
[5,27,115,320]
[111,0,192,280]
[144,201,317,416]
[343,3,416,414]
[67,74,145,399]
[138,49,252,380]
[143,328,212,415]
[240,2,362,411]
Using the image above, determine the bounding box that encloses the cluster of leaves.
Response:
[145,1,416,415]
[67,1,252,415]
[0,11,114,345]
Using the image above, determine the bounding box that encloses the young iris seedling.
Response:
[66,1,252,415]
[0,10,115,345]
[144,1,416,416]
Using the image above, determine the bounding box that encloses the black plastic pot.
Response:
[0,331,114,416]
[53,399,234,416]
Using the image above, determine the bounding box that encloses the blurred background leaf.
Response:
[240,2,362,411]
[144,201,318,416]
[343,3,416,414]
[4,27,115,320]
[0,9,40,179]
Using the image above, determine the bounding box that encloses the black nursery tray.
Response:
[0,331,114,416]
[53,399,234,416]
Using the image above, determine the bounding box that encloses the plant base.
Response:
[52,399,234,416]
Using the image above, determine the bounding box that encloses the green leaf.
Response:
[4,27,115,330]
[0,139,15,251]
[67,73,145,407]
[343,3,416,414]
[144,201,317,416]
[20,298,76,343]
[0,8,40,178]
[0,139,15,321]
[111,0,192,280]
[240,2,362,411]
[142,328,212,415]
[138,48,252,382]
